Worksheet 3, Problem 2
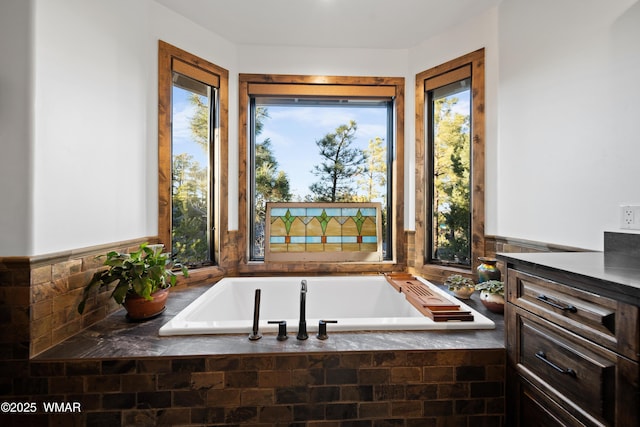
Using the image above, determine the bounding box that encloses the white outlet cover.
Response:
[620,205,640,230]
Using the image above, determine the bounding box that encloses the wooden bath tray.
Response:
[383,272,415,292]
[383,273,474,322]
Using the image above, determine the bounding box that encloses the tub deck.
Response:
[36,283,504,360]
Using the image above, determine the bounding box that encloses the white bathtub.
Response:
[158,275,494,336]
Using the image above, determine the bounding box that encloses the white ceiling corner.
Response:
[153,0,501,49]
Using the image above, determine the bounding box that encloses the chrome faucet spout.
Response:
[297,280,308,340]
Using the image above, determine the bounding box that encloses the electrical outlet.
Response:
[620,205,640,230]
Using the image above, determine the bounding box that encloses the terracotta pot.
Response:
[123,289,169,320]
[479,290,504,313]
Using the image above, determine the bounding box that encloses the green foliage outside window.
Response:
[172,92,211,266]
[252,107,293,257]
[309,120,366,202]
[432,95,471,265]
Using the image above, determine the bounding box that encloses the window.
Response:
[428,74,472,266]
[249,97,393,261]
[238,74,405,271]
[158,41,229,268]
[415,49,485,280]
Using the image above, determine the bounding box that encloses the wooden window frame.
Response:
[157,40,229,271]
[414,49,486,282]
[238,74,405,274]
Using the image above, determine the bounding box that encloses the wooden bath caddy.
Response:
[383,273,474,322]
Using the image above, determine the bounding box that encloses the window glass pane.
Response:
[171,72,213,266]
[429,78,471,266]
[250,99,391,260]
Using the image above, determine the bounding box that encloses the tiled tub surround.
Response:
[0,239,158,360]
[0,238,233,360]
[2,284,506,426]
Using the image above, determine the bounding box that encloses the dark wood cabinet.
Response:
[502,254,639,427]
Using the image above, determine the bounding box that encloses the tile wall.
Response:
[2,349,504,426]
[0,239,151,359]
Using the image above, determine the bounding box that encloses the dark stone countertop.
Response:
[36,284,505,360]
[498,251,640,306]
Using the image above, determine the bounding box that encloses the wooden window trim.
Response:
[414,49,486,283]
[157,40,229,269]
[173,58,220,88]
[238,73,405,274]
[424,65,471,92]
[248,83,396,98]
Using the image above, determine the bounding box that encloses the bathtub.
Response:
[158,275,494,336]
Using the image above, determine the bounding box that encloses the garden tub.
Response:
[159,275,494,336]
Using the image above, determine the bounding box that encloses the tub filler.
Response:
[159,275,494,336]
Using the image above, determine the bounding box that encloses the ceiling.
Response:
[153,0,502,49]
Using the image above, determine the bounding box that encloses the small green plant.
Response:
[444,274,475,291]
[475,280,504,296]
[78,243,188,314]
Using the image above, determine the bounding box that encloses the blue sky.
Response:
[172,87,209,167]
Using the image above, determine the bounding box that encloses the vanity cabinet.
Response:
[501,253,640,427]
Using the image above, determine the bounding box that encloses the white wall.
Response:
[497,0,640,250]
[0,0,34,255]
[32,0,152,254]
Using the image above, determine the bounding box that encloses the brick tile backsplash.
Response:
[1,350,505,425]
[0,239,155,359]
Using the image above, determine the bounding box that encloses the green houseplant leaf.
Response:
[474,279,504,296]
[77,243,188,314]
[444,274,475,291]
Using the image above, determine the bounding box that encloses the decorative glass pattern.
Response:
[265,203,382,262]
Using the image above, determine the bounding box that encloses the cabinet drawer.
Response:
[509,371,587,427]
[507,270,639,360]
[507,306,639,426]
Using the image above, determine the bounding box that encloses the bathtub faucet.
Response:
[248,288,262,341]
[297,280,308,340]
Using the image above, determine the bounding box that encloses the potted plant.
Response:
[78,243,188,320]
[444,274,475,299]
[475,279,504,313]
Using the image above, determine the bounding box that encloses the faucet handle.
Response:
[268,320,288,341]
[317,320,338,340]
